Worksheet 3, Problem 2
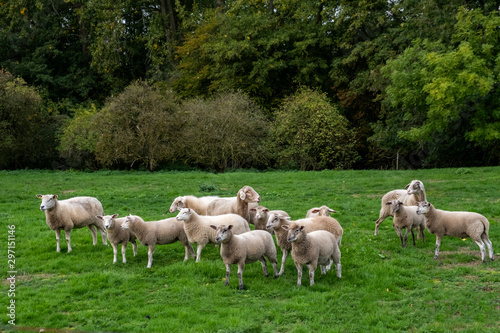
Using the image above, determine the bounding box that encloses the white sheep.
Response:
[249,206,289,232]
[374,180,426,236]
[306,205,337,218]
[282,223,341,286]
[37,194,107,252]
[121,215,195,268]
[176,208,251,262]
[96,214,138,263]
[385,200,425,248]
[416,201,494,262]
[206,185,261,222]
[266,213,343,276]
[210,224,278,290]
[169,195,219,215]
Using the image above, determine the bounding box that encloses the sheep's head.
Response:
[176,208,191,221]
[97,214,118,229]
[239,186,261,203]
[416,201,431,215]
[121,215,135,230]
[169,196,186,213]
[37,194,58,211]
[309,205,337,216]
[406,180,424,195]
[252,206,269,221]
[386,200,403,213]
[210,224,233,243]
[282,223,305,243]
[266,213,287,230]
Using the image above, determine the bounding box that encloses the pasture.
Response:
[1,167,499,332]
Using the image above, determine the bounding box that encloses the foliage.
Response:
[273,87,359,170]
[178,91,271,172]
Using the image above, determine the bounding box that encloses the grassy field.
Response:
[1,167,499,332]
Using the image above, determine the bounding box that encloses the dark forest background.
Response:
[1,0,499,171]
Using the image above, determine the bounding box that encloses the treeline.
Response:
[1,0,499,171]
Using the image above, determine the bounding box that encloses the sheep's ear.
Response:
[263,208,269,213]
[284,216,291,221]
[227,225,233,230]
[250,208,256,212]
[385,202,392,205]
[239,191,246,200]
[311,209,320,214]
[36,194,42,199]
[112,213,119,218]
[281,225,289,230]
[405,183,410,189]
[53,195,58,199]
[329,208,337,213]
[209,225,217,230]
[96,215,103,220]
[299,226,305,231]
[398,200,404,205]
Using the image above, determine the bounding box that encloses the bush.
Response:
[272,87,359,170]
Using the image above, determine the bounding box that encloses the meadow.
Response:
[1,167,499,332]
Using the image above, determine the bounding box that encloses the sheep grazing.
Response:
[176,208,251,262]
[282,223,341,286]
[121,215,195,268]
[249,206,289,232]
[385,200,425,248]
[266,213,343,276]
[169,195,219,215]
[96,214,138,263]
[416,201,494,262]
[306,205,337,218]
[206,186,261,222]
[210,224,278,290]
[36,194,107,252]
[374,180,426,236]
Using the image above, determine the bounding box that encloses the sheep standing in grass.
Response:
[374,180,426,236]
[210,224,278,290]
[386,200,425,248]
[306,205,337,218]
[249,206,289,232]
[207,186,261,222]
[37,194,107,252]
[282,223,341,286]
[266,213,343,276]
[169,195,219,215]
[96,214,137,263]
[416,201,494,262]
[121,215,195,268]
[176,208,251,262]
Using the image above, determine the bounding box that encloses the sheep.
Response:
[176,208,251,262]
[385,200,425,248]
[96,214,138,263]
[169,195,220,215]
[374,180,426,236]
[121,215,195,268]
[36,194,107,252]
[210,224,278,290]
[282,223,341,286]
[266,213,343,276]
[416,201,494,262]
[249,206,289,232]
[206,186,261,222]
[306,205,337,218]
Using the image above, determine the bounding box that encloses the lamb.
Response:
[169,195,219,215]
[176,208,251,262]
[210,224,278,290]
[121,215,195,268]
[385,200,425,248]
[249,206,289,232]
[416,201,494,262]
[282,223,341,286]
[306,205,337,218]
[266,213,343,276]
[206,186,261,222]
[96,214,138,263]
[374,180,426,236]
[36,194,107,252]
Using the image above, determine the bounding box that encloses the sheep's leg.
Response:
[121,242,127,263]
[131,240,138,256]
[64,229,72,253]
[481,234,494,261]
[308,263,317,286]
[224,264,231,286]
[88,225,98,245]
[97,225,108,245]
[473,239,486,263]
[187,243,196,260]
[147,244,155,268]
[403,228,409,248]
[320,265,326,275]
[393,225,404,248]
[295,262,303,286]
[374,215,387,236]
[195,243,206,263]
[326,259,333,271]
[237,263,245,290]
[55,229,61,253]
[434,236,442,259]
[335,262,342,279]
[111,243,118,263]
[420,226,426,244]
[410,228,415,247]
[259,257,269,278]
[279,249,289,276]
[271,261,279,279]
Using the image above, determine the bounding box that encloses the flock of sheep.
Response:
[36,180,494,289]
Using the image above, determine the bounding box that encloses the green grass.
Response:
[1,167,499,332]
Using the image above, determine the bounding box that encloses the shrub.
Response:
[272,87,359,170]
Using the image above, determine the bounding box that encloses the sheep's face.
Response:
[406,180,423,195]
[37,194,58,211]
[239,186,261,203]
[169,197,185,213]
[211,225,233,243]
[255,207,269,221]
[416,201,431,215]
[176,208,191,221]
[121,216,133,230]
[284,224,304,243]
[309,205,336,217]
[266,213,281,230]
[100,214,118,229]
[386,200,402,213]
